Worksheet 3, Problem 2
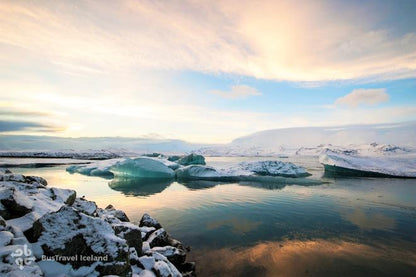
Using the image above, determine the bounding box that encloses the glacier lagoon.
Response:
[5,156,416,276]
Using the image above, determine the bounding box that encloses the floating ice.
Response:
[111,158,175,179]
[239,161,311,177]
[66,158,124,178]
[319,150,416,178]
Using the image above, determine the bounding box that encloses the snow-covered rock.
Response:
[72,197,98,216]
[0,217,43,276]
[0,175,75,231]
[0,169,195,276]
[150,246,186,266]
[319,150,416,178]
[97,204,130,223]
[32,205,131,275]
[140,213,162,229]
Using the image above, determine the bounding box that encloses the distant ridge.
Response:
[0,135,205,154]
[231,121,416,148]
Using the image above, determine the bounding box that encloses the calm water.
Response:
[6,156,416,276]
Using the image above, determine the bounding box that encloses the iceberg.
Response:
[175,161,320,185]
[66,158,123,178]
[239,161,311,177]
[319,150,416,178]
[176,165,228,180]
[176,153,206,166]
[111,157,175,179]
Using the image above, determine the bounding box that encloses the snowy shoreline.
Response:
[0,169,195,276]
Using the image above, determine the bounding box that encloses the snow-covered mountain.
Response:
[196,122,416,156]
[232,121,416,148]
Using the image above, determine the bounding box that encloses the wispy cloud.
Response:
[210,85,261,99]
[335,89,389,107]
[0,0,415,82]
[0,120,62,133]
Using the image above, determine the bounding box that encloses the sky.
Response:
[0,0,416,143]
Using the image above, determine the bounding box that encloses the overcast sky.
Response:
[1,0,415,143]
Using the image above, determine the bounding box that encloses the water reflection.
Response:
[207,217,262,234]
[190,239,416,277]
[340,208,396,231]
[109,177,172,196]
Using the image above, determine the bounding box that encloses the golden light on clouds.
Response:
[1,0,415,81]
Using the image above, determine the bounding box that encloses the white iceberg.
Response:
[239,161,311,177]
[319,150,416,178]
[176,160,312,181]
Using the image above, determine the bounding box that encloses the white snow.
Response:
[36,206,125,259]
[1,180,75,231]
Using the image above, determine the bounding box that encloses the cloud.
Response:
[0,0,415,82]
[210,85,261,99]
[335,89,389,107]
[0,120,62,132]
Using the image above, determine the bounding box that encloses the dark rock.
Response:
[179,262,196,277]
[151,246,186,266]
[0,215,6,228]
[139,226,156,241]
[24,176,48,186]
[65,191,76,205]
[0,187,32,219]
[72,198,98,216]
[113,222,142,255]
[101,205,130,222]
[140,213,162,229]
[147,228,169,248]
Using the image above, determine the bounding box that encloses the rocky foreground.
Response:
[0,169,195,276]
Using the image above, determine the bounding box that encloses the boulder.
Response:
[0,187,32,219]
[32,206,131,275]
[24,176,48,186]
[113,222,143,255]
[139,226,156,241]
[49,187,76,205]
[136,252,181,277]
[150,246,186,266]
[73,197,98,216]
[147,228,169,248]
[104,204,130,222]
[140,213,162,229]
